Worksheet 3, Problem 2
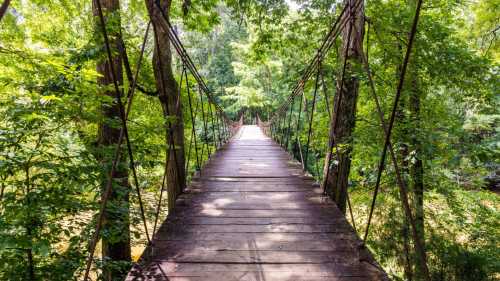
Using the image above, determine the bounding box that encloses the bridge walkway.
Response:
[127,125,387,281]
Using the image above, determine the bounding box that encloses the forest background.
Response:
[0,0,498,280]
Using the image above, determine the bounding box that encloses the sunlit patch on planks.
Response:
[127,125,388,281]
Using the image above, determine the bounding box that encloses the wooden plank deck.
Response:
[127,125,388,281]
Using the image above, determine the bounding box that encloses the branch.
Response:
[0,0,11,22]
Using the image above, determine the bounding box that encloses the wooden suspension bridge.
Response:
[0,0,432,279]
[126,125,388,281]
[100,0,429,278]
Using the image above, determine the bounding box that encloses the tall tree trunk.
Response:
[409,67,425,280]
[393,41,414,281]
[93,1,131,280]
[323,0,364,214]
[146,0,186,210]
[400,97,414,281]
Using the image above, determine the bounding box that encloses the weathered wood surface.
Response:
[127,125,388,281]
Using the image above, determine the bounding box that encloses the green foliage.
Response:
[240,0,499,280]
[0,0,498,280]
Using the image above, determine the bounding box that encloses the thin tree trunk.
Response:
[395,42,414,281]
[323,0,364,214]
[0,180,5,204]
[93,1,131,280]
[398,95,414,281]
[400,128,414,281]
[410,68,425,280]
[146,0,186,210]
[24,165,35,281]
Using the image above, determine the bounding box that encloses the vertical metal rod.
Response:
[84,3,152,279]
[215,112,223,146]
[304,65,321,170]
[295,91,305,167]
[208,102,217,150]
[322,0,355,193]
[185,68,201,171]
[320,69,332,119]
[360,0,430,279]
[199,86,211,158]
[285,96,295,151]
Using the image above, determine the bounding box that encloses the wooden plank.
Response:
[175,202,335,210]
[177,191,331,200]
[151,239,354,252]
[185,186,323,193]
[151,250,358,264]
[193,177,316,182]
[127,125,388,281]
[171,208,343,217]
[156,223,352,234]
[132,275,370,281]
[166,216,345,225]
[127,263,369,281]
[152,232,357,242]
[134,262,365,274]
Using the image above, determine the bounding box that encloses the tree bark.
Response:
[323,0,364,214]
[93,1,131,280]
[146,0,186,210]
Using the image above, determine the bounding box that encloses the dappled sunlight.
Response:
[241,162,271,168]
[127,125,385,280]
[1,0,494,278]
[236,125,269,140]
[199,207,223,216]
[201,197,236,209]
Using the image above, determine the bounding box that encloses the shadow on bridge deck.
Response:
[127,125,388,281]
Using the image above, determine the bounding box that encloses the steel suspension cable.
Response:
[199,85,211,159]
[122,23,151,115]
[119,23,155,99]
[185,96,202,172]
[215,110,223,146]
[320,68,332,119]
[285,95,295,150]
[207,103,218,149]
[184,66,201,171]
[168,30,222,115]
[152,137,173,237]
[151,0,233,130]
[359,1,430,279]
[295,91,305,168]
[304,64,321,170]
[149,22,185,195]
[322,0,356,193]
[346,193,357,233]
[280,108,287,146]
[269,0,363,122]
[84,2,151,279]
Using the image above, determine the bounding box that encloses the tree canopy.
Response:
[0,0,498,280]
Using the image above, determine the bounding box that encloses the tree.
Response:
[0,0,498,280]
[145,0,186,210]
[322,0,364,214]
[92,0,131,280]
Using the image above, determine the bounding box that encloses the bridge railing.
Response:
[258,0,430,279]
[82,2,241,280]
[256,114,270,135]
